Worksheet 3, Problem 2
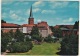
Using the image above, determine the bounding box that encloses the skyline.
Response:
[2,1,79,26]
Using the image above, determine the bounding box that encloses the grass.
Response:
[7,42,61,55]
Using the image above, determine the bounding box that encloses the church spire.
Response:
[29,5,33,18]
[28,5,34,25]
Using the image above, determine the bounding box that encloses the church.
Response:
[1,6,52,38]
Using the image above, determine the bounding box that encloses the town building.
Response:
[1,6,52,38]
[53,25,78,36]
[22,6,52,37]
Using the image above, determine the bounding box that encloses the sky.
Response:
[1,0,79,26]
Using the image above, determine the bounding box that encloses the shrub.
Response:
[9,41,33,53]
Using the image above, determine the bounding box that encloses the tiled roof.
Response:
[22,24,35,27]
[38,26,47,30]
[54,25,60,29]
[1,23,20,28]
[54,25,74,29]
[64,25,73,29]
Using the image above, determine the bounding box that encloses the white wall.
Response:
[23,27,27,33]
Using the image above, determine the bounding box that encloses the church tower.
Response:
[28,6,34,25]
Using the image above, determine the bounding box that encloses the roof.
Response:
[38,26,47,30]
[22,24,35,27]
[37,21,48,27]
[60,28,69,30]
[54,25,74,29]
[60,28,78,31]
[1,23,20,28]
[54,25,60,29]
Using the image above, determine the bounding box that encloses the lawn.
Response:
[7,42,61,55]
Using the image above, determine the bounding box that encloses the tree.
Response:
[14,29,25,42]
[60,33,78,55]
[49,26,55,33]
[50,26,62,38]
[44,35,53,43]
[54,28,62,38]
[31,26,40,36]
[9,30,15,38]
[1,20,6,23]
[9,41,33,53]
[1,30,12,52]
[31,26,42,42]
[73,21,79,29]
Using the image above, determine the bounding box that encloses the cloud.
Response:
[63,17,73,23]
[33,1,44,7]
[59,22,74,25]
[37,19,41,22]
[50,1,69,8]
[10,13,19,19]
[14,1,29,6]
[2,13,7,18]
[26,9,30,15]
[41,10,56,14]
[34,19,42,23]
[10,10,23,15]
[9,10,26,21]
[33,8,41,12]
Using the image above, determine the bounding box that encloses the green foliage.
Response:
[44,35,53,43]
[31,26,42,42]
[60,33,78,55]
[49,26,55,33]
[1,20,6,23]
[32,35,42,42]
[1,29,33,53]
[73,21,79,29]
[9,41,33,53]
[50,26,62,38]
[7,42,61,55]
[53,28,62,38]
[14,29,25,42]
[24,35,32,41]
[31,26,39,36]
[1,30,12,52]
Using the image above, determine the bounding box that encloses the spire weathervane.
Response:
[29,5,33,18]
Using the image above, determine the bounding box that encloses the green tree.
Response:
[73,21,79,29]
[1,20,6,23]
[50,26,62,38]
[1,30,12,52]
[60,33,78,55]
[14,29,25,42]
[31,26,42,42]
[9,30,15,38]
[44,35,53,43]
